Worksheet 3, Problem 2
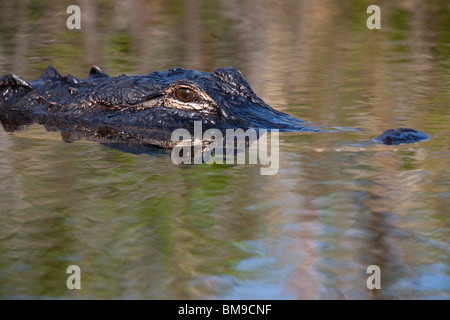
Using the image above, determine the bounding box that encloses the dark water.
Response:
[0,0,449,299]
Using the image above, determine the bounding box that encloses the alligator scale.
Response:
[0,66,429,153]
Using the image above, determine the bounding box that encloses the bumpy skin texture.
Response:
[0,66,312,132]
[0,66,429,149]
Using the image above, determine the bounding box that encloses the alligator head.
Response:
[0,65,429,152]
[1,66,314,130]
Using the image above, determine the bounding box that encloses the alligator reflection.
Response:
[0,108,177,155]
[0,108,275,161]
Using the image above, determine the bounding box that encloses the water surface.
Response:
[0,0,449,299]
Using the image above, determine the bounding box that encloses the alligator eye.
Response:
[174,88,201,103]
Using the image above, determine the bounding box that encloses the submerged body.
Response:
[0,66,429,151]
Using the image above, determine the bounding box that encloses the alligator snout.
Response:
[374,128,430,145]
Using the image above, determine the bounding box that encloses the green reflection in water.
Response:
[0,0,448,299]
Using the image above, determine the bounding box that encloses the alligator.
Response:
[0,66,429,154]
